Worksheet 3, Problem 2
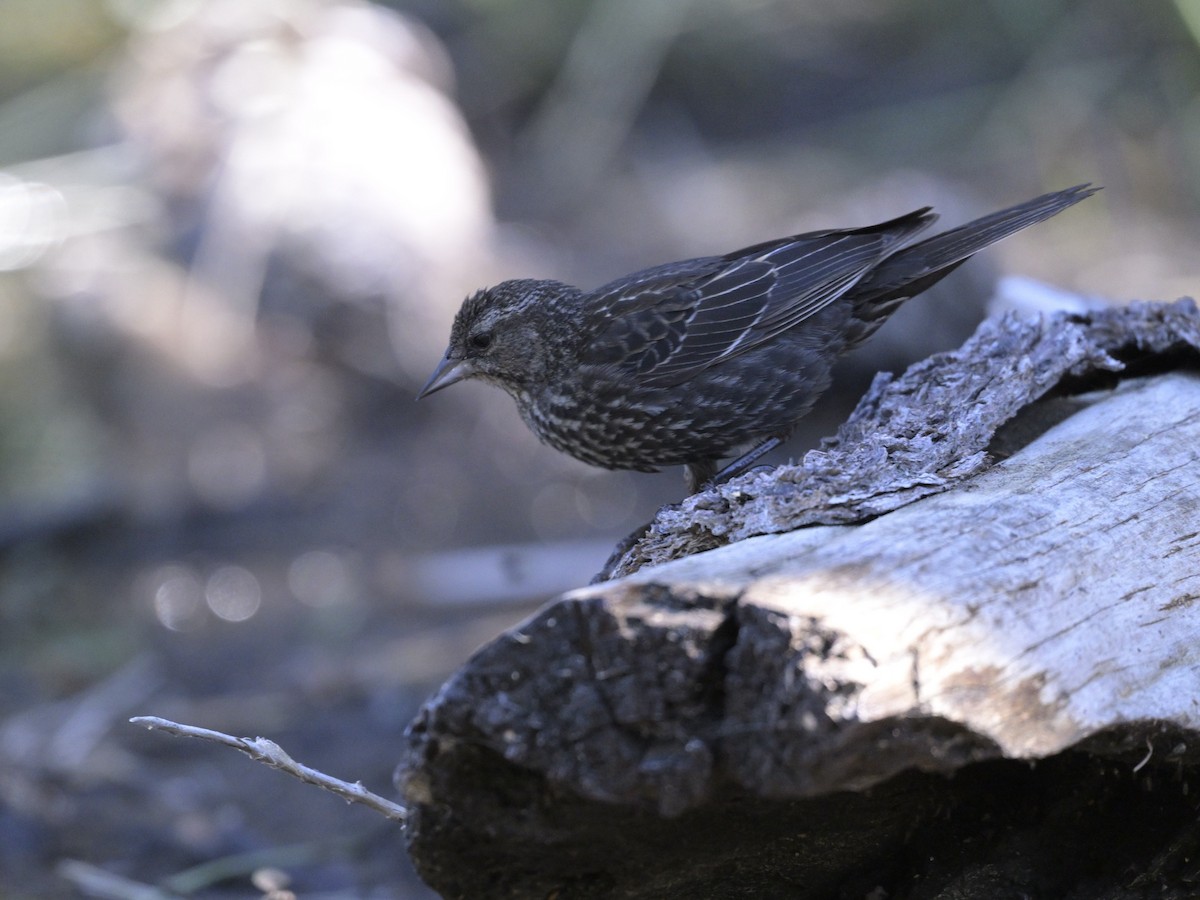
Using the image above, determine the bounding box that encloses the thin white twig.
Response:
[129,716,408,823]
[1133,736,1154,773]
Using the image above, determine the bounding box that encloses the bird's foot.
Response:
[701,437,782,491]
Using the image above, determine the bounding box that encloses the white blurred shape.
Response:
[151,564,206,631]
[992,275,1101,316]
[113,0,494,382]
[288,548,355,607]
[205,565,262,621]
[0,173,67,271]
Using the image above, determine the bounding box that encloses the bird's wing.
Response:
[584,208,936,386]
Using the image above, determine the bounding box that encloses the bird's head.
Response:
[418,279,579,400]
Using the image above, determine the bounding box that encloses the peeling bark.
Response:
[599,299,1200,579]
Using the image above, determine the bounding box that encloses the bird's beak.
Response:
[417,354,473,399]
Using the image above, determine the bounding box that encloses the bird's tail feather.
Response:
[858,183,1098,304]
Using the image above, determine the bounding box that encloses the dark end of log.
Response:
[402,735,1200,899]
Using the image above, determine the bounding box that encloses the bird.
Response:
[419,184,1097,493]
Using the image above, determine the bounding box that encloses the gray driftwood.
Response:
[398,299,1200,899]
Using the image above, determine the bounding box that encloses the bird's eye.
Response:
[468,332,492,352]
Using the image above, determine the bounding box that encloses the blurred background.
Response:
[0,0,1195,895]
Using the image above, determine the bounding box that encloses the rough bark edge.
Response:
[600,298,1200,579]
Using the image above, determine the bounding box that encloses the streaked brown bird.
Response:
[420,184,1097,492]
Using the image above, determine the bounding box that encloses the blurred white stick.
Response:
[129,716,408,823]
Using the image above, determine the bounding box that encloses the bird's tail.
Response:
[855,183,1099,311]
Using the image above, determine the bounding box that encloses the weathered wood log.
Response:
[397,300,1200,899]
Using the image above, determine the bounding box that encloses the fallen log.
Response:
[398,299,1200,899]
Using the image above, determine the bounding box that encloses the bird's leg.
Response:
[684,461,718,495]
[705,436,783,489]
